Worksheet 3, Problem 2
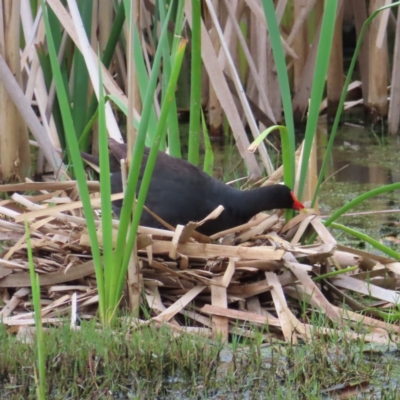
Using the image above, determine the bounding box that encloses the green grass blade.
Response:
[297,0,338,201]
[78,106,99,148]
[188,0,201,166]
[105,94,139,131]
[324,183,400,227]
[101,0,125,67]
[158,0,181,157]
[98,56,114,315]
[307,182,400,246]
[116,38,187,304]
[38,7,73,158]
[171,1,185,57]
[112,4,174,306]
[331,222,400,261]
[71,0,92,138]
[260,0,295,185]
[25,221,47,399]
[40,0,105,322]
[313,266,358,282]
[123,0,158,145]
[248,125,293,187]
[132,26,159,145]
[201,109,214,175]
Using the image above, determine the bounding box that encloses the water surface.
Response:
[317,123,400,254]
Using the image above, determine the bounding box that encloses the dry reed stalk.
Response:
[376,0,392,48]
[333,275,400,304]
[0,54,66,177]
[291,13,322,122]
[368,0,389,117]
[217,0,236,74]
[286,0,317,48]
[292,0,309,93]
[265,272,299,343]
[331,251,361,268]
[246,10,259,120]
[211,275,229,340]
[127,0,141,160]
[244,0,296,59]
[275,0,288,24]
[265,26,282,123]
[224,0,276,125]
[201,304,281,327]
[20,3,61,154]
[206,1,224,137]
[284,262,339,326]
[351,0,370,104]
[98,0,113,53]
[0,0,31,180]
[153,285,206,323]
[254,9,269,122]
[388,4,400,134]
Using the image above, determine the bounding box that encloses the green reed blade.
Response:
[158,0,181,157]
[71,0,92,139]
[201,109,214,176]
[297,0,338,201]
[331,222,400,261]
[112,3,175,307]
[40,0,105,322]
[260,0,295,186]
[25,221,47,399]
[116,38,187,304]
[188,0,201,166]
[98,57,114,313]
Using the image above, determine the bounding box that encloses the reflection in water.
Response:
[316,122,392,185]
[324,160,389,185]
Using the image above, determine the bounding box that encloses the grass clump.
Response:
[0,321,223,399]
[1,317,397,399]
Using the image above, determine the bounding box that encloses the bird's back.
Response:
[86,145,260,234]
[140,150,235,231]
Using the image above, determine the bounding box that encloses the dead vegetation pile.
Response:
[1,180,400,344]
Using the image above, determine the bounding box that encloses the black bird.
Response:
[81,140,304,236]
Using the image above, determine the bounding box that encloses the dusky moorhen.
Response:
[81,140,304,236]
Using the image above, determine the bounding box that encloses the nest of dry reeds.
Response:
[1,180,400,345]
